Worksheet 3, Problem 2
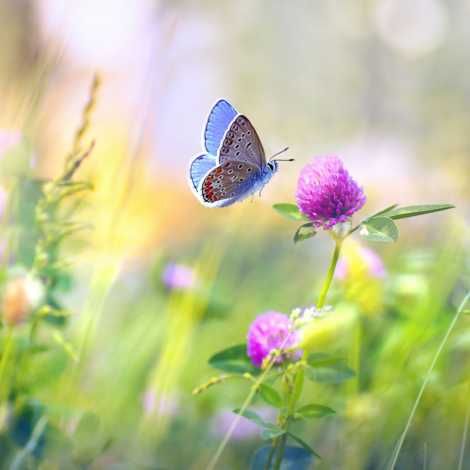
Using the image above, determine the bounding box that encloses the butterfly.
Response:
[188,99,292,207]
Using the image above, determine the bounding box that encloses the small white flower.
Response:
[291,305,334,328]
[23,275,45,308]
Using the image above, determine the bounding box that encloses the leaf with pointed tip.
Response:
[233,409,285,439]
[386,204,455,220]
[306,363,356,384]
[233,409,267,428]
[258,384,283,408]
[208,344,259,375]
[294,223,317,243]
[364,204,399,221]
[287,433,322,459]
[260,426,286,440]
[360,216,398,243]
[307,352,344,368]
[273,203,308,221]
[349,205,399,235]
[295,403,336,419]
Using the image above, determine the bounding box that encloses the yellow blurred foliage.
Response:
[336,239,386,316]
[298,304,357,351]
[79,128,168,260]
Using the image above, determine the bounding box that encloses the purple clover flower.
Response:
[296,156,366,230]
[247,311,301,368]
[162,263,197,291]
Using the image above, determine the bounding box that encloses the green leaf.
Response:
[233,409,285,440]
[52,330,78,362]
[273,203,308,221]
[294,223,317,243]
[260,426,286,440]
[258,384,283,408]
[295,403,336,419]
[288,368,305,412]
[386,204,455,220]
[233,409,267,428]
[364,204,399,221]
[306,363,356,384]
[287,432,321,458]
[359,216,399,243]
[208,344,259,375]
[307,352,344,368]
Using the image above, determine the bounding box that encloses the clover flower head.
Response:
[247,311,301,368]
[162,262,197,291]
[296,156,366,229]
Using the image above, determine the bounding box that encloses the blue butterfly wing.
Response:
[217,115,266,168]
[204,100,238,155]
[199,161,261,207]
[189,154,216,191]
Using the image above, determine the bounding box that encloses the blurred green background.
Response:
[0,1,468,469]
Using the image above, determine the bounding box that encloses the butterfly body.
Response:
[189,100,284,208]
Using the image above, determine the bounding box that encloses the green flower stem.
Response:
[273,430,288,470]
[288,366,304,413]
[270,240,343,468]
[266,441,277,469]
[269,414,288,470]
[271,366,304,470]
[317,239,342,308]
[208,352,281,470]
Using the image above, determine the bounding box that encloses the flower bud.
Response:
[2,275,44,326]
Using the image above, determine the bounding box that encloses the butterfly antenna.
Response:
[270,147,294,162]
[269,146,289,160]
